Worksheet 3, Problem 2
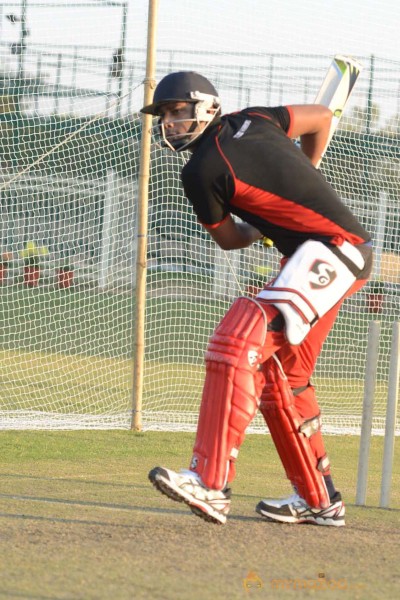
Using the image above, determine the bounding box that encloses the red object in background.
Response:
[57,269,74,289]
[24,265,40,287]
[246,285,262,297]
[366,293,384,314]
[0,264,7,284]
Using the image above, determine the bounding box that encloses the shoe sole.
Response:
[148,467,226,525]
[255,503,345,527]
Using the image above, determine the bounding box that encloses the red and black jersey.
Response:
[181,106,370,257]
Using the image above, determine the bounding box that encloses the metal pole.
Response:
[99,169,117,289]
[366,54,375,134]
[55,53,62,114]
[117,1,128,117]
[35,53,41,112]
[266,54,274,106]
[15,0,28,115]
[131,0,159,431]
[380,321,400,508]
[70,47,78,113]
[355,321,380,506]
[18,0,28,79]
[128,63,135,114]
[238,66,243,107]
[373,190,388,279]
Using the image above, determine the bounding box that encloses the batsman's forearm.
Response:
[234,222,263,248]
[206,214,262,250]
[300,134,328,166]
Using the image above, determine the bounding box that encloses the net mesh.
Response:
[0,1,399,433]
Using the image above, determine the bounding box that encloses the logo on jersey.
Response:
[308,260,337,289]
[233,119,252,139]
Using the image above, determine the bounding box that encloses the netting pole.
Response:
[373,190,387,279]
[380,321,400,508]
[355,320,380,506]
[366,54,375,134]
[99,169,117,289]
[117,2,129,118]
[18,0,28,78]
[131,0,159,431]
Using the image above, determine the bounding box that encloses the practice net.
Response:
[0,0,399,433]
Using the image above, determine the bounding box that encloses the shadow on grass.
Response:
[0,502,189,527]
[0,490,264,526]
[0,492,189,514]
[0,473,148,489]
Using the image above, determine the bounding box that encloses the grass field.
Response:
[0,286,394,370]
[0,431,399,599]
[0,286,399,598]
[0,286,397,430]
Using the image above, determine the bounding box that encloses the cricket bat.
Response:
[314,54,363,168]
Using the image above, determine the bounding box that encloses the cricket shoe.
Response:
[256,491,345,527]
[148,466,231,525]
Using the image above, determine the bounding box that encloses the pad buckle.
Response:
[299,415,321,438]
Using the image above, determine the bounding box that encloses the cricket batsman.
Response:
[141,70,372,525]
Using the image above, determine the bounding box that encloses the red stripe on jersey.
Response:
[231,179,365,246]
[246,111,274,123]
[202,214,231,230]
[215,132,235,180]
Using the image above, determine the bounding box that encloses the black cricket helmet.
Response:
[141,71,220,116]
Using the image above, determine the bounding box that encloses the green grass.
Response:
[0,286,394,373]
[0,348,132,414]
[0,286,395,424]
[0,431,399,599]
[0,343,390,425]
[0,287,135,358]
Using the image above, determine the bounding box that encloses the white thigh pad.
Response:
[258,240,364,345]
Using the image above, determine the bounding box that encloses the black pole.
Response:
[366,54,375,134]
[18,0,28,79]
[117,2,128,118]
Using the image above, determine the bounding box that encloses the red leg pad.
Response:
[259,355,330,508]
[190,297,269,490]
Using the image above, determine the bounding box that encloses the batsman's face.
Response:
[158,101,204,149]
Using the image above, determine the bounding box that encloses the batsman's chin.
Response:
[166,134,186,145]
[164,135,191,152]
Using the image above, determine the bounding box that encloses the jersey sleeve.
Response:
[241,106,292,134]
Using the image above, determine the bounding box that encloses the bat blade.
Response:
[314,54,363,167]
